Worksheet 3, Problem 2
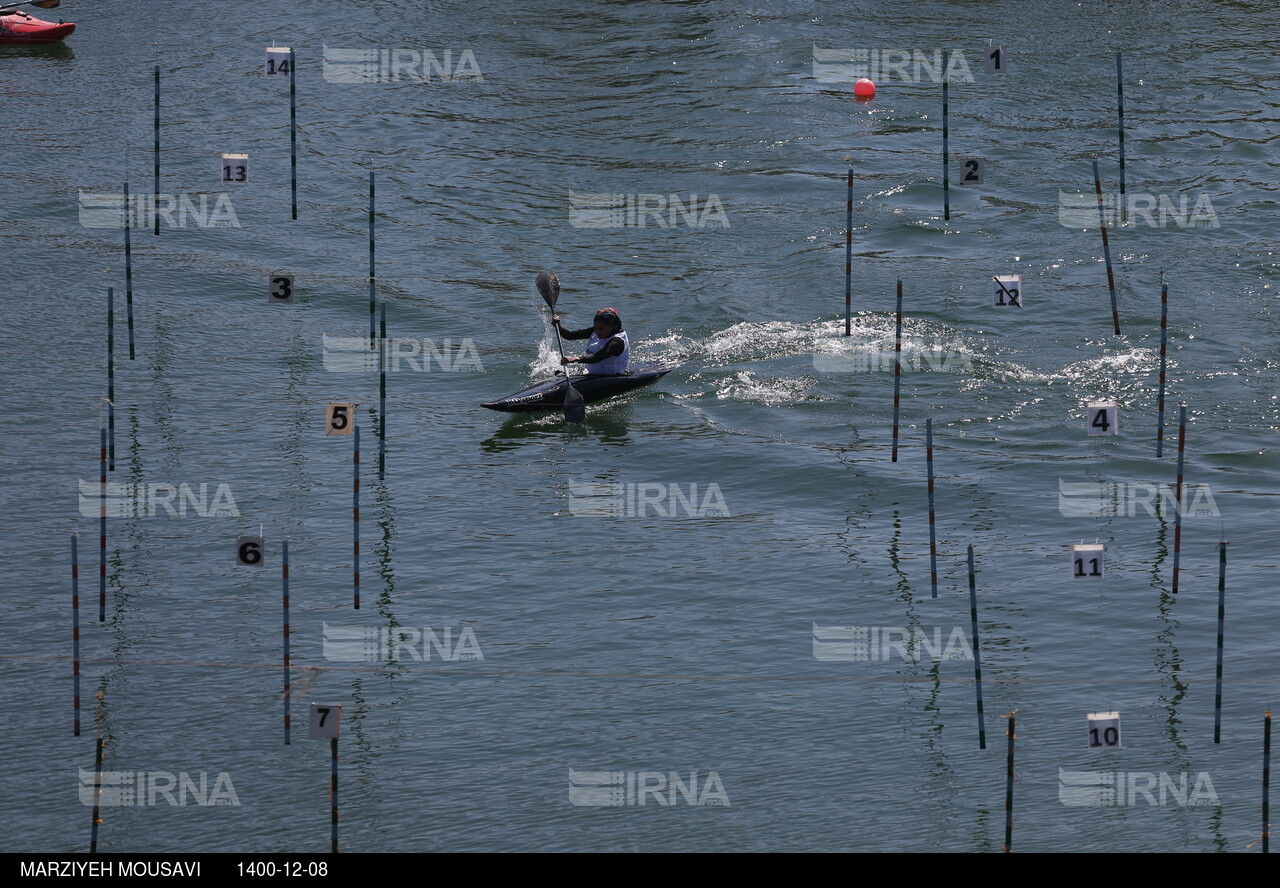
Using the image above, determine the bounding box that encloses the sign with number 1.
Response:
[985,46,1007,74]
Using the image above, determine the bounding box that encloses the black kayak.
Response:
[482,361,678,412]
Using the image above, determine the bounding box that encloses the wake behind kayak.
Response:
[481,361,678,413]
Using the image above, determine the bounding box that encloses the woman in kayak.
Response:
[553,307,630,375]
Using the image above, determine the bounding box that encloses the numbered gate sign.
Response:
[992,275,1022,308]
[325,403,355,436]
[1071,543,1104,579]
[265,46,292,76]
[1087,402,1118,436]
[959,157,985,185]
[269,274,295,304]
[221,153,248,184]
[236,535,265,567]
[1087,711,1121,748]
[984,45,1007,75]
[309,703,342,739]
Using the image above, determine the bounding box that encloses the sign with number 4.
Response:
[993,275,1021,308]
[959,157,985,185]
[309,703,342,739]
[1071,543,1104,578]
[269,275,294,304]
[236,535,265,567]
[326,403,355,436]
[1087,403,1118,436]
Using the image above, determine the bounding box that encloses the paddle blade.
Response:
[563,378,585,423]
[535,271,560,310]
[32,0,61,8]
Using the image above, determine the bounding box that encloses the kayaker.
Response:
[552,307,630,375]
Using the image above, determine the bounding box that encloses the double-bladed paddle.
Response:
[535,271,585,423]
[0,1,62,14]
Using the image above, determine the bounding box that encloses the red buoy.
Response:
[853,78,876,98]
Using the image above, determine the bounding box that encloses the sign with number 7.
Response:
[309,703,343,739]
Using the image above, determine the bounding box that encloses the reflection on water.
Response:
[0,42,73,60]
[480,405,634,452]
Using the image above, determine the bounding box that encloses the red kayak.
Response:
[0,11,74,44]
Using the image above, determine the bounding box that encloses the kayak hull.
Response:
[482,362,677,412]
[0,14,75,44]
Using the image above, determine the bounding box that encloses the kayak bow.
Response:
[0,11,74,44]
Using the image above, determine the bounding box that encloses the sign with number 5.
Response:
[309,703,342,739]
[326,403,355,436]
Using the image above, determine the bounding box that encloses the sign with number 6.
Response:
[326,403,355,436]
[236,535,265,567]
[309,702,342,739]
